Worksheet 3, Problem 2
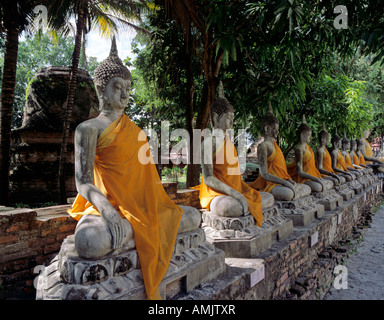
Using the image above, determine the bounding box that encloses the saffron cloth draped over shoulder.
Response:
[336,150,349,172]
[322,148,335,175]
[345,152,354,168]
[359,153,367,166]
[194,135,263,227]
[249,140,292,193]
[287,144,322,183]
[353,153,363,168]
[364,138,373,164]
[68,114,183,300]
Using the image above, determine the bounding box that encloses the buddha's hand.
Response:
[284,181,296,199]
[318,179,325,192]
[235,193,249,215]
[103,209,125,249]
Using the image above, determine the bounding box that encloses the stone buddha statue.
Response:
[67,37,200,300]
[287,116,334,193]
[329,131,355,182]
[197,83,272,227]
[341,133,363,177]
[351,139,371,172]
[249,103,311,201]
[316,123,345,186]
[358,129,384,172]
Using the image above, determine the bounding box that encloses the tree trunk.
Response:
[58,9,85,204]
[0,25,19,205]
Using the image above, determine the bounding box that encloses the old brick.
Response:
[0,234,19,245]
[6,223,30,233]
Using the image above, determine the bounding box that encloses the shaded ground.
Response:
[324,205,384,300]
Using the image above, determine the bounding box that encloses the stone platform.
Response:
[36,228,225,300]
[334,183,355,201]
[312,189,343,211]
[201,205,293,258]
[276,195,325,226]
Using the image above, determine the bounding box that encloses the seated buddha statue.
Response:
[287,116,334,192]
[316,124,345,186]
[341,133,363,177]
[358,129,384,172]
[351,139,372,173]
[249,102,311,201]
[67,37,200,300]
[196,83,271,228]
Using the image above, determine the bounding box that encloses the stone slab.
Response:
[312,189,343,211]
[277,195,325,226]
[202,205,293,258]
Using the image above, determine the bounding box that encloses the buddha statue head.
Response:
[357,137,365,151]
[331,129,342,149]
[342,132,350,151]
[93,36,132,111]
[262,102,279,139]
[363,128,371,139]
[210,81,234,130]
[350,138,357,151]
[318,122,329,146]
[297,114,312,143]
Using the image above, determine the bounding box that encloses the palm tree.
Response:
[0,1,36,205]
[43,0,149,203]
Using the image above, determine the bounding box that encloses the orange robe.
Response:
[364,138,373,164]
[359,153,367,166]
[321,148,335,174]
[250,140,292,193]
[194,135,263,227]
[68,114,183,300]
[336,150,349,171]
[287,144,322,183]
[352,153,362,168]
[345,152,354,168]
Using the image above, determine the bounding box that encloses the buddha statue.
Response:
[67,37,201,300]
[197,83,271,227]
[329,131,355,182]
[358,129,384,172]
[341,133,363,177]
[249,103,311,201]
[287,116,334,193]
[316,123,345,186]
[351,139,371,173]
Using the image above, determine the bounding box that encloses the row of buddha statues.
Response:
[38,38,381,300]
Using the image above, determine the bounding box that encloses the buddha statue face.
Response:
[350,140,357,151]
[342,139,350,151]
[98,77,131,112]
[363,129,371,139]
[319,131,329,147]
[264,122,279,139]
[300,129,312,144]
[212,111,234,131]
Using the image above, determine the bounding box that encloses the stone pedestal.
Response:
[36,228,225,300]
[201,205,293,258]
[347,179,363,195]
[334,183,354,202]
[312,189,343,211]
[276,195,325,226]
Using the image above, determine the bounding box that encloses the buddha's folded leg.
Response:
[177,205,202,233]
[260,191,274,209]
[321,177,334,190]
[305,180,323,192]
[294,183,311,198]
[271,185,294,201]
[74,214,135,259]
[210,195,244,217]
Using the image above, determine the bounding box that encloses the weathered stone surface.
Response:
[277,195,325,226]
[36,228,225,300]
[9,67,99,205]
[202,205,293,258]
